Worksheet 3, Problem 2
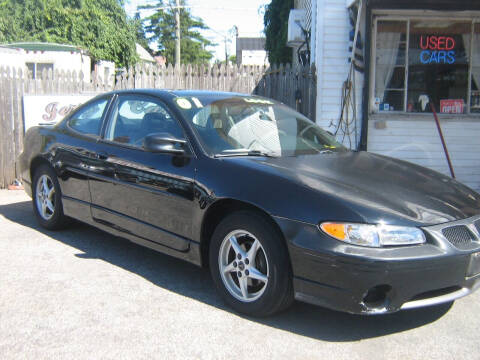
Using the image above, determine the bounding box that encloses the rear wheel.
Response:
[32,164,70,230]
[209,211,294,317]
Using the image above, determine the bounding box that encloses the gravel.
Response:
[1,190,479,359]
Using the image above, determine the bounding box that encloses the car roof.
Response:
[103,89,251,99]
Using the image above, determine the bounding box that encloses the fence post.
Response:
[0,67,5,188]
[1,67,16,186]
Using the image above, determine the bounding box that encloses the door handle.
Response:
[95,151,109,160]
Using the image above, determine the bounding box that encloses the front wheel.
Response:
[32,164,70,230]
[209,211,294,317]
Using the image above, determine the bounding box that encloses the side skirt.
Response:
[62,196,202,267]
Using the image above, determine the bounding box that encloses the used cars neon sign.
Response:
[419,35,456,64]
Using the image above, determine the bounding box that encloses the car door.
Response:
[54,96,112,223]
[88,94,196,252]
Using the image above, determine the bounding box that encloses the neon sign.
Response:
[419,35,456,64]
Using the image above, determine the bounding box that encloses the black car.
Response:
[19,90,480,316]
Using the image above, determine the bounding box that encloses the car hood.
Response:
[246,151,480,226]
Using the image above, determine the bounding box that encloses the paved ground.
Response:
[0,190,479,359]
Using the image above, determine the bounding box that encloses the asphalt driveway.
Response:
[1,190,479,359]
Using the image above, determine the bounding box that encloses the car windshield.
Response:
[173,95,346,157]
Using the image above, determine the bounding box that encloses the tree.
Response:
[142,0,214,65]
[264,0,293,64]
[132,11,151,52]
[0,0,138,68]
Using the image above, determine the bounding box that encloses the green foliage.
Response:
[0,0,138,68]
[133,11,151,52]
[264,0,293,64]
[142,0,214,65]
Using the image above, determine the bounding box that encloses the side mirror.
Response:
[143,133,186,155]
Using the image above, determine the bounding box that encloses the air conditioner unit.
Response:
[287,9,306,47]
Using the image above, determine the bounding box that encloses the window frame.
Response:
[64,95,112,139]
[371,13,480,115]
[25,62,54,79]
[100,94,193,154]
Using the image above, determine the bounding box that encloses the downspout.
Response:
[310,0,317,65]
[315,0,325,125]
[359,0,371,151]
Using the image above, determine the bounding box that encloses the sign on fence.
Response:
[23,95,94,131]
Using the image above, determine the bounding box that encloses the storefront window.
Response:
[373,18,479,114]
[374,21,406,112]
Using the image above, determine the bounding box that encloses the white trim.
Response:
[467,21,474,111]
[346,0,357,8]
[369,18,377,113]
[373,9,480,18]
[404,19,410,112]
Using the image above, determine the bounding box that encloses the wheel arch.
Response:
[30,156,53,183]
[199,198,290,268]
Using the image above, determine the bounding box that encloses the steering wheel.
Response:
[247,129,286,150]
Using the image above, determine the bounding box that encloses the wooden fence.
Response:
[0,63,316,188]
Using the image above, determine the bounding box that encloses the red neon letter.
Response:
[420,36,429,50]
[437,36,446,50]
[446,37,455,50]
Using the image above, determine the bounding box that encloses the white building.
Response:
[289,0,480,193]
[136,43,155,63]
[236,38,269,66]
[0,42,115,84]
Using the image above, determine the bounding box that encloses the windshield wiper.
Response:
[214,149,278,158]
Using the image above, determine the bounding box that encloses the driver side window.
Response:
[105,96,184,148]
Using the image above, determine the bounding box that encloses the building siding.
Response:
[309,1,480,194]
[315,0,351,129]
[368,116,480,193]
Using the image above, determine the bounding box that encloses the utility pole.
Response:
[175,0,181,66]
[224,36,228,64]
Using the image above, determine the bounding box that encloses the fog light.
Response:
[362,285,391,309]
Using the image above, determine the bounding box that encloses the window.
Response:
[373,18,480,114]
[68,98,108,136]
[105,97,184,148]
[174,95,345,157]
[26,63,54,79]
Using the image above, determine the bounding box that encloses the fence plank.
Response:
[0,73,6,187]
[3,68,15,186]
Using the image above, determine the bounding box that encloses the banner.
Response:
[23,95,94,132]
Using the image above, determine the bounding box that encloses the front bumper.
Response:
[274,215,480,315]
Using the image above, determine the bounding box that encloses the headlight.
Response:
[320,222,426,247]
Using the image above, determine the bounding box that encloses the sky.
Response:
[124,0,270,61]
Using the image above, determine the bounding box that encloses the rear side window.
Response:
[68,98,108,136]
[104,96,184,148]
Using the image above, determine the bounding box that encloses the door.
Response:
[88,94,196,252]
[54,96,112,223]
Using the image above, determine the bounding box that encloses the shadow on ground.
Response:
[0,200,453,342]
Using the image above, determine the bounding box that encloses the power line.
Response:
[136,5,259,12]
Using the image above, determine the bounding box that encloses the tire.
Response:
[209,211,294,317]
[32,164,70,230]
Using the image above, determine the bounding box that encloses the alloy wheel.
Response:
[218,230,269,302]
[35,174,55,221]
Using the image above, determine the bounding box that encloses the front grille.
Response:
[442,225,475,249]
[475,219,480,235]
